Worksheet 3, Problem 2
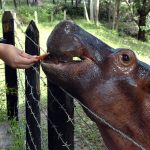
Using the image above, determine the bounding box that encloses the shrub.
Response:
[17,3,64,24]
[64,5,84,18]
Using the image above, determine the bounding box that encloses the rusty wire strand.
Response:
[32,66,97,149]
[18,69,48,150]
[15,36,73,150]
[60,88,146,150]
[14,20,146,150]
[14,19,46,53]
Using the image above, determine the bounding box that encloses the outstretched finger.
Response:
[19,51,38,59]
[18,56,38,66]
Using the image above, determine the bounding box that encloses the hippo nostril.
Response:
[122,54,130,62]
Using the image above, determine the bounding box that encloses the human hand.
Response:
[0,44,38,69]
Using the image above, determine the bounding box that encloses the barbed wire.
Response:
[15,37,48,150]
[16,19,145,150]
[26,123,38,150]
[1,17,146,150]
[23,74,72,150]
[34,66,98,149]
[32,46,145,150]
[60,88,146,150]
[17,69,48,150]
[17,69,37,150]
[14,19,46,53]
[15,33,74,150]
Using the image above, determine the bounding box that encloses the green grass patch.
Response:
[7,119,25,150]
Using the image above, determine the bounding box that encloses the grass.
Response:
[7,119,25,150]
[0,3,149,150]
[74,102,105,150]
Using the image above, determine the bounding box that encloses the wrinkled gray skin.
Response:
[41,21,150,150]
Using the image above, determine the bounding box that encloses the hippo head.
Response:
[41,21,150,150]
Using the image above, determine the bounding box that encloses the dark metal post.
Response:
[2,11,18,120]
[25,20,41,150]
[48,82,74,150]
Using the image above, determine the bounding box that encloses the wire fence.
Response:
[15,21,103,150]
[0,11,104,150]
[0,11,146,150]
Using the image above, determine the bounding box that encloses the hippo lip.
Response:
[41,50,92,65]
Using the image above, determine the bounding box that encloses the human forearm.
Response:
[0,43,38,69]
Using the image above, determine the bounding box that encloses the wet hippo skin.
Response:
[41,21,150,150]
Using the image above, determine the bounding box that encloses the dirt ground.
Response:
[0,122,11,150]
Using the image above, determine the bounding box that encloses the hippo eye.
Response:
[122,54,130,62]
[116,49,136,68]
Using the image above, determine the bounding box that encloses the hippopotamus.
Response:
[41,20,150,150]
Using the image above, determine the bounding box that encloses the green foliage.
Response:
[75,103,105,149]
[7,119,25,150]
[0,75,7,122]
[64,5,84,18]
[0,97,7,122]
[118,22,138,38]
[17,3,64,24]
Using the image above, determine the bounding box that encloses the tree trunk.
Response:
[76,0,82,7]
[18,0,21,6]
[112,0,120,30]
[136,0,150,42]
[94,0,99,25]
[88,0,90,8]
[0,0,2,9]
[13,0,17,8]
[53,0,55,4]
[75,0,78,7]
[83,0,90,22]
[90,0,94,21]
[138,11,147,41]
[108,1,112,26]
[27,0,29,6]
[71,0,73,6]
[35,0,42,5]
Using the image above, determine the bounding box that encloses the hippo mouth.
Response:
[41,49,95,80]
[42,50,92,65]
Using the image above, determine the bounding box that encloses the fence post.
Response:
[48,83,74,150]
[64,9,67,20]
[2,11,18,120]
[25,20,41,150]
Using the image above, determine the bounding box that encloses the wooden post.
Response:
[50,12,53,22]
[48,83,74,150]
[64,9,67,20]
[0,0,3,9]
[2,11,18,120]
[34,11,38,25]
[25,20,41,150]
[83,0,90,22]
[13,12,17,31]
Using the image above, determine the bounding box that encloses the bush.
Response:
[64,5,84,18]
[17,3,64,24]
[118,22,139,38]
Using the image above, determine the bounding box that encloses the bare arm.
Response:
[0,43,38,69]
